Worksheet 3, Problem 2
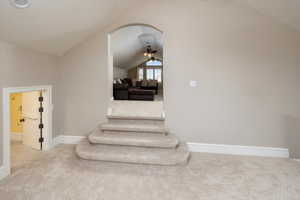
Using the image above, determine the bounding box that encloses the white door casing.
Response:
[2,85,53,178]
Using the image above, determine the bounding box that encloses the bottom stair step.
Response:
[88,130,179,148]
[76,140,190,166]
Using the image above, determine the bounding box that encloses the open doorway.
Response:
[2,86,52,176]
[109,24,163,102]
[10,91,44,173]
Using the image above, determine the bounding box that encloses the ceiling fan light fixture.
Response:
[10,0,31,9]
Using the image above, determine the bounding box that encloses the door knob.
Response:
[20,118,25,123]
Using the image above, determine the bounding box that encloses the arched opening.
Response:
[108,24,164,103]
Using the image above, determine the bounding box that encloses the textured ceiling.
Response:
[0,0,299,56]
[111,25,163,69]
[0,0,137,56]
[238,0,300,31]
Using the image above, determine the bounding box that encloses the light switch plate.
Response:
[189,80,198,87]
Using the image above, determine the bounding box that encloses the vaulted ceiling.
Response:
[0,0,138,56]
[240,0,300,32]
[0,0,299,56]
[111,25,163,69]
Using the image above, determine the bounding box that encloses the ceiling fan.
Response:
[10,0,31,8]
[143,45,157,61]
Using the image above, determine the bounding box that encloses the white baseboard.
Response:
[11,132,23,142]
[51,135,289,158]
[0,166,9,180]
[293,159,300,162]
[51,136,62,148]
[52,135,86,147]
[187,142,289,158]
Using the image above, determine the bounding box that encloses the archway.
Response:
[108,24,164,105]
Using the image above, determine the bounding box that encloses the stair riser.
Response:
[107,119,164,125]
[76,146,190,166]
[77,155,189,166]
[88,134,178,148]
[102,130,167,135]
[89,140,178,148]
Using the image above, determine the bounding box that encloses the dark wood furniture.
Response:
[113,79,158,101]
[128,88,155,101]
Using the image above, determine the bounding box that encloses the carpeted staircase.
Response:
[76,102,190,165]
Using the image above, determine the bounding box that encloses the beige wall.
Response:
[113,66,127,79]
[57,0,300,156]
[56,36,109,137]
[0,41,59,166]
[128,67,137,80]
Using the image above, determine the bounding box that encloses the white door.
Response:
[22,91,41,150]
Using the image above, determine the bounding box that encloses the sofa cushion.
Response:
[148,80,158,87]
[129,88,155,95]
[135,81,141,88]
[132,79,137,87]
[141,80,148,87]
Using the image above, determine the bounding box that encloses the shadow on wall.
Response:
[284,115,300,159]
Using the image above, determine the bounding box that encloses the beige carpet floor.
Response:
[1,144,300,200]
[10,141,44,174]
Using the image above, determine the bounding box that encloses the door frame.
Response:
[2,85,53,176]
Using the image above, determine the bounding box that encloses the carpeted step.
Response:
[76,140,190,165]
[88,129,178,148]
[101,123,167,134]
[107,118,164,126]
[107,114,164,121]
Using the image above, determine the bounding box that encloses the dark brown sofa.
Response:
[128,88,155,101]
[136,80,159,94]
[113,79,156,101]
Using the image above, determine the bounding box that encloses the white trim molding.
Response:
[50,135,290,158]
[59,135,86,144]
[52,135,86,147]
[0,166,9,180]
[187,143,289,158]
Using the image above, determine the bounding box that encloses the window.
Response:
[146,69,154,80]
[154,69,162,82]
[146,68,162,82]
[146,60,162,66]
[138,68,144,80]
